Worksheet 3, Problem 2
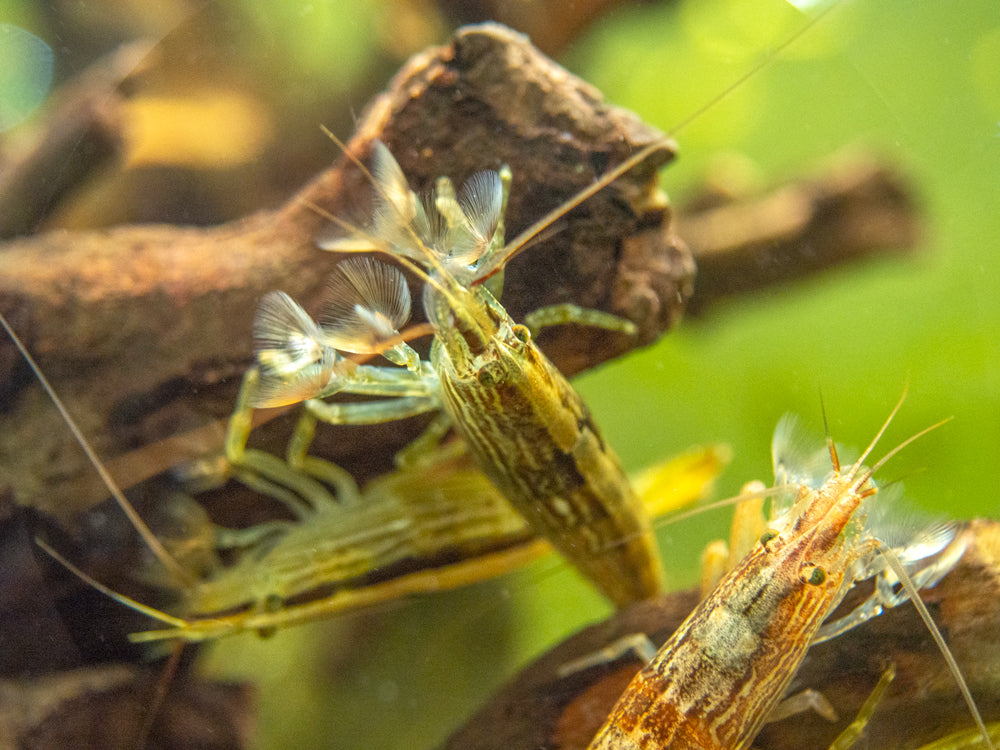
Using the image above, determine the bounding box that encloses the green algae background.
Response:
[3,0,997,748]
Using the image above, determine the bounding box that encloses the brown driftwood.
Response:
[0,23,920,526]
[0,664,254,750]
[442,518,1000,750]
[438,0,649,56]
[0,23,685,521]
[683,151,921,315]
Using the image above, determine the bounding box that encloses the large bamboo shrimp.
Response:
[3,311,724,644]
[217,136,680,607]
[586,396,994,750]
[202,0,870,613]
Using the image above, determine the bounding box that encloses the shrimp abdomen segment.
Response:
[590,523,848,749]
[438,325,663,606]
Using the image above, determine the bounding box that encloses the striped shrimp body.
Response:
[238,138,674,607]
[126,442,723,643]
[425,270,665,605]
[9,293,726,646]
[587,396,993,750]
[128,443,547,643]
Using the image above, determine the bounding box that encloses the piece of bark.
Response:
[0,664,255,750]
[438,0,653,57]
[0,41,156,239]
[0,23,921,527]
[682,151,920,315]
[442,519,1000,750]
[0,22,685,521]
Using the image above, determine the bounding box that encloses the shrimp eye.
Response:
[511,324,531,344]
[759,529,779,549]
[801,565,827,586]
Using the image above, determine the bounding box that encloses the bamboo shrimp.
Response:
[209,0,863,612]
[4,309,726,644]
[66,443,728,645]
[587,396,993,750]
[3,2,992,748]
[223,139,675,607]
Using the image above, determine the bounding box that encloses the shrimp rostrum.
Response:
[230,138,678,606]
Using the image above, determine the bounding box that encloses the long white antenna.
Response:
[1,314,195,588]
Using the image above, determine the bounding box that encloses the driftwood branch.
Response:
[0,23,683,521]
[683,151,921,315]
[0,663,254,750]
[0,23,919,525]
[442,519,1000,750]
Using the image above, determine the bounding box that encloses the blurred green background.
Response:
[3,0,997,747]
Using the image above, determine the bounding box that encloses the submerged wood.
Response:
[0,663,254,750]
[684,151,920,315]
[442,519,1000,750]
[0,23,919,523]
[0,23,685,520]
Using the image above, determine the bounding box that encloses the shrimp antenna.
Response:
[664,0,842,139]
[840,397,984,746]
[1,314,195,588]
[481,138,675,278]
[865,417,952,480]
[484,0,844,278]
[34,537,190,630]
[319,124,378,192]
[874,538,996,750]
[819,390,841,472]
[849,415,952,496]
[848,387,908,482]
[650,483,789,528]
